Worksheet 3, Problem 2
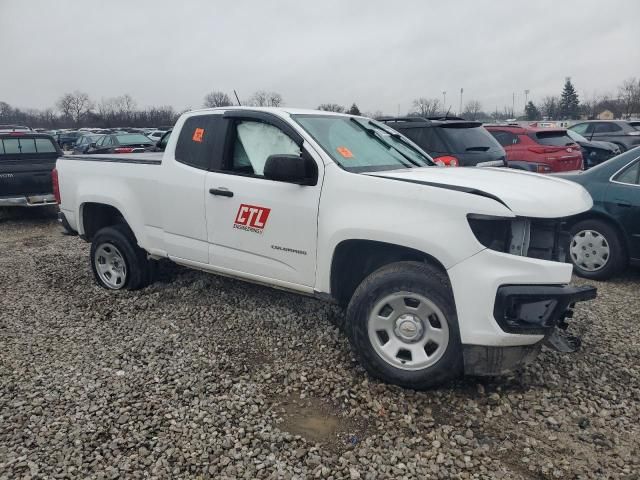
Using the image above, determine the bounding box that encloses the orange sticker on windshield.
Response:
[192,128,205,142]
[336,146,353,158]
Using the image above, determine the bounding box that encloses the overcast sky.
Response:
[1,0,638,115]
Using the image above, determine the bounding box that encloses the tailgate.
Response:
[0,158,57,196]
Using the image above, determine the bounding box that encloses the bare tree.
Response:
[411,97,440,117]
[618,78,640,118]
[317,103,345,112]
[462,100,482,120]
[56,93,75,119]
[540,95,560,119]
[203,91,232,108]
[57,91,93,126]
[268,92,283,107]
[248,90,269,107]
[247,90,283,107]
[581,92,608,120]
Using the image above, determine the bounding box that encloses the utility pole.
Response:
[524,89,530,116]
[512,92,515,119]
[442,91,446,113]
[459,88,463,117]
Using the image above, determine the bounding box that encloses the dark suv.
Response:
[379,116,507,167]
[569,120,640,152]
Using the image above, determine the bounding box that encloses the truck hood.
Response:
[367,166,592,218]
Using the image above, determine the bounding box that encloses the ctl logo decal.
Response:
[233,204,271,234]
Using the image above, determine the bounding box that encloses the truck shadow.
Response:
[0,206,58,225]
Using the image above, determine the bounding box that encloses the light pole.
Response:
[459,88,463,117]
[512,92,515,119]
[442,91,446,114]
[524,89,530,116]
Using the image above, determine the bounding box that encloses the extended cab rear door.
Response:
[160,114,226,263]
[204,111,323,288]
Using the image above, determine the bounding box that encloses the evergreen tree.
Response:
[348,103,361,115]
[559,78,580,119]
[524,101,542,121]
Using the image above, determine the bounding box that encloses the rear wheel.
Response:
[569,219,626,280]
[90,224,154,290]
[346,261,462,389]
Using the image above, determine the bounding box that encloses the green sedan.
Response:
[561,148,640,280]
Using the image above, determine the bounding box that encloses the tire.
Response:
[346,261,463,389]
[90,224,154,290]
[568,219,626,280]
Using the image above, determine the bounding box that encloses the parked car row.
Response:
[38,126,175,151]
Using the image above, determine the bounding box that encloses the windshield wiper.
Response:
[367,121,435,166]
[349,118,421,167]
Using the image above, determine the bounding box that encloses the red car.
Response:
[485,124,583,173]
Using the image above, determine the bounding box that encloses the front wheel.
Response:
[90,224,154,290]
[346,261,462,389]
[569,219,626,280]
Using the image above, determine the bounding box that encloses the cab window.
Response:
[224,120,300,176]
[174,115,221,170]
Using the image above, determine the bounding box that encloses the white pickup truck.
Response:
[54,107,596,388]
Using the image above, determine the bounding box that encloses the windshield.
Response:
[116,134,153,145]
[293,115,433,172]
[566,129,588,143]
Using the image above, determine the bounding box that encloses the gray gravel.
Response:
[1,210,639,479]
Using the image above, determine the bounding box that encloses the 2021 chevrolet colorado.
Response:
[55,107,597,388]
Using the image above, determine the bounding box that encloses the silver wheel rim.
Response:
[570,230,610,272]
[94,242,127,289]
[367,291,450,371]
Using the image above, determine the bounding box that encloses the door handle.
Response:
[209,188,233,197]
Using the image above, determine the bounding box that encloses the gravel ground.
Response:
[1,210,639,479]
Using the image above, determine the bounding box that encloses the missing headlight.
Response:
[468,215,568,261]
[467,214,512,253]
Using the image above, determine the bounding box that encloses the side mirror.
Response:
[264,154,318,186]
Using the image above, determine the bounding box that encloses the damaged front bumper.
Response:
[493,284,597,335]
[464,284,597,376]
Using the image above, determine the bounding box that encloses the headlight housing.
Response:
[467,214,569,261]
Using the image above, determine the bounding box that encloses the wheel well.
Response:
[567,212,629,256]
[330,240,448,307]
[81,203,128,241]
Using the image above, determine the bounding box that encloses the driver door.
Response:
[204,113,323,288]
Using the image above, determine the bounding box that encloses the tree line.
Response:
[2,78,639,129]
[408,77,640,122]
